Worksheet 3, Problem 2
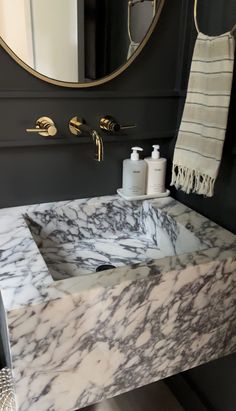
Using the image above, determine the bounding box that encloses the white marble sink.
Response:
[24,199,206,280]
[0,195,235,411]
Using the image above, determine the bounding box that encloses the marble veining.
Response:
[24,199,205,280]
[0,195,235,411]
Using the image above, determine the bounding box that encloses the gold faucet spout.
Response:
[69,117,104,162]
[92,130,104,162]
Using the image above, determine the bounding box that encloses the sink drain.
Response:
[96,264,116,272]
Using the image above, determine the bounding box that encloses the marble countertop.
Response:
[0,195,235,411]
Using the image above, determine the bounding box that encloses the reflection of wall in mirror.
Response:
[83,0,155,80]
[84,0,129,81]
[131,1,155,43]
[127,0,156,60]
[106,1,130,75]
[31,0,79,82]
[0,0,34,67]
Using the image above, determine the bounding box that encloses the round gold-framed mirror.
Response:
[0,0,165,88]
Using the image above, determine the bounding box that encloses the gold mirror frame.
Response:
[0,0,165,88]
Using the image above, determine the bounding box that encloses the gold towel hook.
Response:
[194,0,200,34]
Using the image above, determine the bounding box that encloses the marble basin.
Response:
[24,198,206,281]
[1,195,236,411]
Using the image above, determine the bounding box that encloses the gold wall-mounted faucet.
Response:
[69,117,104,162]
[99,116,136,133]
[26,117,57,137]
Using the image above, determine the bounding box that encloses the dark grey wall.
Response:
[183,354,236,411]
[170,1,236,411]
[0,1,236,410]
[0,0,184,208]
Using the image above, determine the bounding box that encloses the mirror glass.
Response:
[0,0,165,87]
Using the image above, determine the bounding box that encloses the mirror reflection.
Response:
[0,0,163,85]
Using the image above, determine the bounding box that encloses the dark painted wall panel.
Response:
[171,1,236,411]
[184,354,236,411]
[0,0,184,208]
[0,1,236,410]
[0,97,178,145]
[0,94,177,206]
[0,139,171,208]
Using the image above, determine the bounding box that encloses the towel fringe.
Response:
[171,165,215,197]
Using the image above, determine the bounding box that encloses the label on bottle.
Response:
[122,161,146,196]
[146,160,166,194]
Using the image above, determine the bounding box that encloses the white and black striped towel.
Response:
[171,31,235,197]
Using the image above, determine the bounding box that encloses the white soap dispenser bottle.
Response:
[145,145,167,194]
[122,147,147,197]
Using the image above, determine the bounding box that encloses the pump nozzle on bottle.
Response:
[151,145,160,160]
[131,146,143,161]
[122,146,147,196]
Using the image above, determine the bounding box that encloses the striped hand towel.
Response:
[171,31,235,197]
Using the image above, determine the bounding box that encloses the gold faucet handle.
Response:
[69,117,93,136]
[99,116,136,132]
[120,124,136,130]
[26,117,57,137]
[69,117,85,135]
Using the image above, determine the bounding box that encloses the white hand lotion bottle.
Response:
[145,145,167,194]
[122,147,147,196]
